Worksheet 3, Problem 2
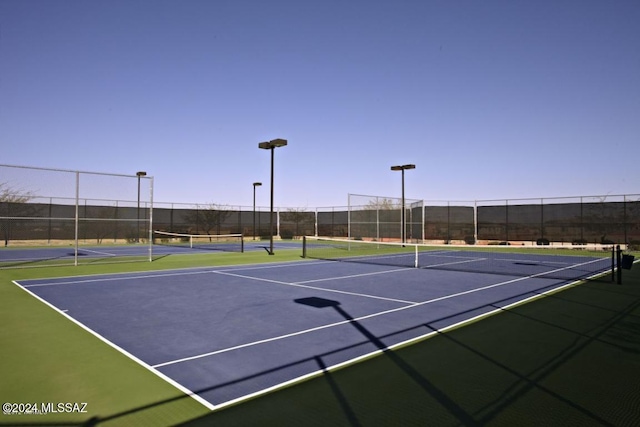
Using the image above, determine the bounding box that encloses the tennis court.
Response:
[0,234,300,268]
[14,243,613,410]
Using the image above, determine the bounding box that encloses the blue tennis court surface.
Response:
[15,253,611,409]
[0,241,299,265]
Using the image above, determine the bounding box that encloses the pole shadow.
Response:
[294,296,479,426]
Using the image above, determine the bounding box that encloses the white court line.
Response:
[423,257,488,269]
[80,248,119,257]
[419,250,589,266]
[296,268,414,285]
[152,299,418,369]
[153,257,606,369]
[22,269,219,288]
[212,269,417,304]
[20,260,331,288]
[12,280,215,411]
[216,260,329,272]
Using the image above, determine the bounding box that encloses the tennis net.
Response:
[153,231,244,253]
[302,236,615,281]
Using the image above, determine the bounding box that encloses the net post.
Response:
[617,245,622,285]
[302,236,307,258]
[414,244,418,268]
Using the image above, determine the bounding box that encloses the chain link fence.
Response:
[2,164,639,259]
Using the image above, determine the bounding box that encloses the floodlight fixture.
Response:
[259,138,288,149]
[271,138,288,147]
[390,164,415,171]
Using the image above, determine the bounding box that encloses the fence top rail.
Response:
[474,194,640,203]
[6,196,640,212]
[0,163,154,180]
[349,193,422,201]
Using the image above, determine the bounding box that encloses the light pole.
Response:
[252,182,262,240]
[136,171,147,243]
[258,138,287,255]
[390,164,415,244]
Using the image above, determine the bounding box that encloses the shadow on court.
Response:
[4,267,638,427]
[177,267,640,427]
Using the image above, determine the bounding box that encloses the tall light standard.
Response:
[258,138,288,255]
[390,164,415,244]
[252,182,262,240]
[136,171,147,243]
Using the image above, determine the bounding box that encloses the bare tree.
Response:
[183,203,232,235]
[0,183,34,203]
[280,207,314,238]
[366,197,402,210]
[81,206,117,244]
[1,183,35,246]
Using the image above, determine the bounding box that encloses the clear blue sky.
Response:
[1,0,639,208]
